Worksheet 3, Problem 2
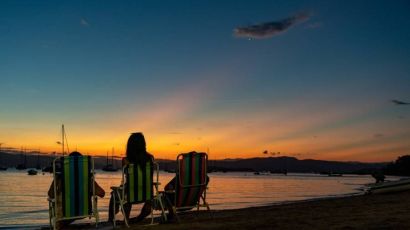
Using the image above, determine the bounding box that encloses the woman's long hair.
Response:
[126,132,149,164]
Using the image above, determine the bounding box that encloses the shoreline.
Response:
[28,190,410,229]
[132,190,410,230]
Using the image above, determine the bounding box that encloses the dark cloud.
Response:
[234,12,310,39]
[392,99,410,105]
[374,133,384,138]
[263,150,268,154]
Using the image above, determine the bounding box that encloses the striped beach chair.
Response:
[166,152,210,220]
[111,161,166,227]
[48,156,99,230]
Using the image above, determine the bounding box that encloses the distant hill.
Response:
[206,157,388,174]
[0,152,387,174]
[0,152,122,169]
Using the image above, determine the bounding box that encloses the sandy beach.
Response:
[63,190,410,230]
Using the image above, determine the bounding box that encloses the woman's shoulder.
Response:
[146,152,154,160]
[122,157,130,166]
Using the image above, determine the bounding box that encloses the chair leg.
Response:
[112,192,117,228]
[121,203,129,228]
[202,197,212,218]
[49,200,56,230]
[94,196,99,228]
[115,189,129,228]
[172,207,180,223]
[158,196,167,222]
[150,205,154,225]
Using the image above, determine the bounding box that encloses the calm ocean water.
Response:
[0,170,395,229]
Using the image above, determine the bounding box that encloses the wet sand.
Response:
[64,190,410,230]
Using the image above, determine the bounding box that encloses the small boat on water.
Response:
[27,169,38,175]
[16,164,27,170]
[367,178,410,194]
[42,165,53,173]
[102,164,118,172]
[102,148,118,172]
[164,169,175,173]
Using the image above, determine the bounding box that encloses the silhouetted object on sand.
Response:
[367,178,410,194]
[391,100,410,105]
[371,170,385,183]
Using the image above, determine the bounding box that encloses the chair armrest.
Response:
[110,186,122,190]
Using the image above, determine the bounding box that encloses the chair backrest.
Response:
[55,156,93,218]
[175,152,208,208]
[125,160,154,203]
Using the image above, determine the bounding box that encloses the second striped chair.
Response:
[111,161,166,227]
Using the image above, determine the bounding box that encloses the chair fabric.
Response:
[126,161,153,203]
[175,152,207,208]
[48,155,98,230]
[60,156,92,217]
[111,160,166,227]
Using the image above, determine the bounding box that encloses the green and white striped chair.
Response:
[48,156,99,230]
[111,161,166,227]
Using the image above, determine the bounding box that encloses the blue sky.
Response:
[1,0,409,161]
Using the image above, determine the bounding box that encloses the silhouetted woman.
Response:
[108,132,154,223]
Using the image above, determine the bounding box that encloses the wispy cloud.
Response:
[305,22,322,29]
[234,12,311,39]
[80,17,90,27]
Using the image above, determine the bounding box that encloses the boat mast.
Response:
[62,124,65,156]
[111,147,114,165]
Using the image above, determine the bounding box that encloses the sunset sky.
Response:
[1,0,409,162]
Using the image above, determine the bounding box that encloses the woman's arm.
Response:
[94,182,105,198]
[48,180,55,198]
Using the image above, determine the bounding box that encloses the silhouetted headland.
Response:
[0,151,390,174]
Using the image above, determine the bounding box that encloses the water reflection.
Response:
[0,170,386,228]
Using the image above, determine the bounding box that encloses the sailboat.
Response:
[16,148,27,170]
[43,125,69,173]
[102,148,118,172]
[36,152,41,170]
[27,169,38,175]
[42,152,54,173]
[0,143,7,170]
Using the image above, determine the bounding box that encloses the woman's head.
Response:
[126,132,147,163]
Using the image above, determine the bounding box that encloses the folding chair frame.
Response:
[165,152,211,221]
[48,156,99,230]
[111,162,166,228]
